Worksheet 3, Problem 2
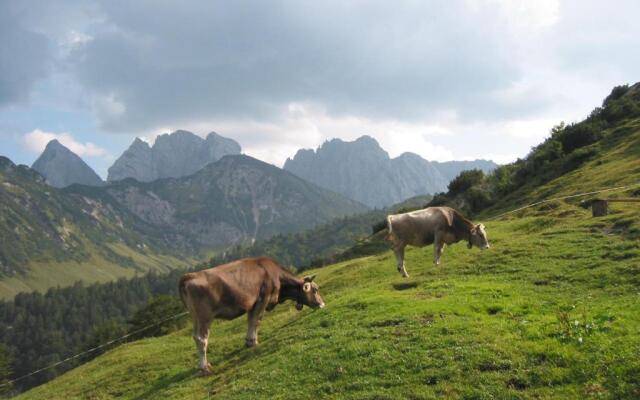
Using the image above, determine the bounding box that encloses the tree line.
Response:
[0,267,196,395]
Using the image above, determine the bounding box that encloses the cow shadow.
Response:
[134,310,318,398]
[219,311,316,365]
[131,369,198,400]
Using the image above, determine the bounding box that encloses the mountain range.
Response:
[4,129,496,296]
[30,130,496,209]
[284,135,496,207]
[0,153,364,298]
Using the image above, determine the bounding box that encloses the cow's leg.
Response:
[246,298,269,348]
[193,316,213,375]
[434,235,445,265]
[393,245,409,278]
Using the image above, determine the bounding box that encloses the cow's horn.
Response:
[304,275,316,282]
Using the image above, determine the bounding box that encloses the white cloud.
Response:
[23,129,107,157]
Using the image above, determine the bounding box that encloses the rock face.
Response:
[284,136,496,208]
[31,140,104,188]
[105,154,367,247]
[107,130,241,182]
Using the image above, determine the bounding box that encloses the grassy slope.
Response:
[0,243,189,300]
[17,121,640,399]
[483,118,640,218]
[17,209,640,399]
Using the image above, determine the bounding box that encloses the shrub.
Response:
[466,187,492,214]
[562,145,600,171]
[602,84,629,106]
[556,122,602,153]
[128,295,188,338]
[427,192,449,207]
[448,169,484,196]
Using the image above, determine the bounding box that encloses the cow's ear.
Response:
[303,282,312,292]
[303,275,316,282]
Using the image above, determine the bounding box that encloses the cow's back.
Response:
[181,257,280,319]
[389,207,450,246]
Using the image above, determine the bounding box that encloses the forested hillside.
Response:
[0,267,195,392]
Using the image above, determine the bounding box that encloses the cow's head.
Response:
[469,223,490,250]
[295,275,325,310]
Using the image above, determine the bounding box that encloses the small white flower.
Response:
[574,320,580,326]
[578,337,583,344]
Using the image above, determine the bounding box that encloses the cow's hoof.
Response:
[199,366,213,376]
[245,338,258,348]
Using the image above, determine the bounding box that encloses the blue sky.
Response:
[1,0,639,178]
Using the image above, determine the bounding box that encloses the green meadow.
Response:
[16,200,640,399]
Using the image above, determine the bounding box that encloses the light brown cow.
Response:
[179,256,325,374]
[383,206,489,277]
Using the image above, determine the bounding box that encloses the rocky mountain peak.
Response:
[131,137,151,148]
[31,140,104,188]
[284,136,496,207]
[107,130,241,182]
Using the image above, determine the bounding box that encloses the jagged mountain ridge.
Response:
[31,140,104,188]
[284,135,496,207]
[107,130,241,182]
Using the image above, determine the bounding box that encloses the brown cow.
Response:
[179,256,325,374]
[383,206,489,277]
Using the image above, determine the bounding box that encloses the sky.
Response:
[1,0,639,179]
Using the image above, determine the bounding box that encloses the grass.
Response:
[15,201,640,399]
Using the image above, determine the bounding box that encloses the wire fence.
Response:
[0,311,189,388]
[486,182,640,221]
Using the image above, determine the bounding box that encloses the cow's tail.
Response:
[371,216,392,235]
[178,273,194,309]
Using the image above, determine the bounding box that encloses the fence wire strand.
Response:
[0,311,189,388]
[486,182,640,221]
